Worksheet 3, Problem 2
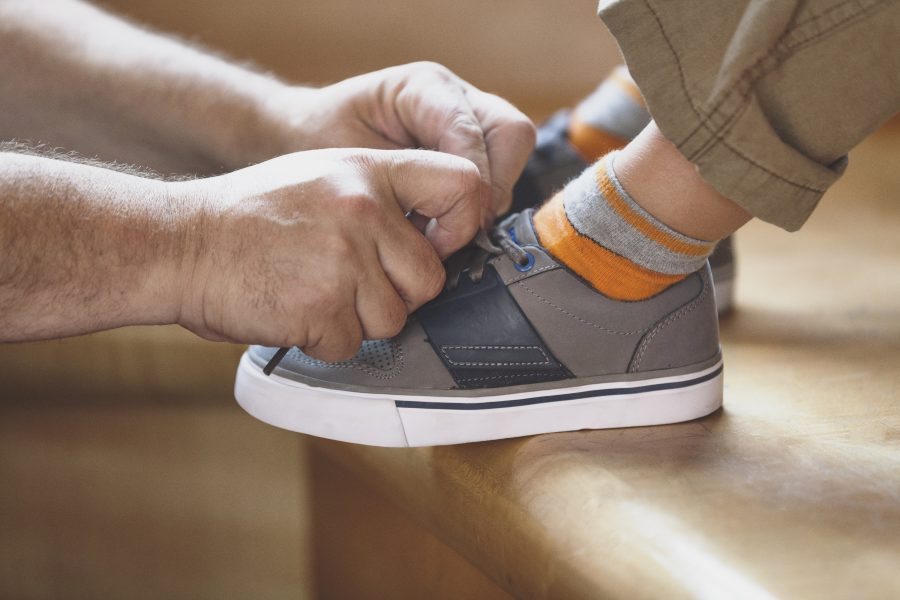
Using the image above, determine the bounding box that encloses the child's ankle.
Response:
[614,123,752,241]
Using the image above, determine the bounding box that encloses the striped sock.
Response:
[568,66,651,162]
[533,152,716,301]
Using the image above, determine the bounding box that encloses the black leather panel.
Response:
[510,167,546,214]
[416,264,572,389]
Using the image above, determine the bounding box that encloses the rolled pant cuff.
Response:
[597,0,848,231]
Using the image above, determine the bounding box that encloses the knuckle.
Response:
[307,331,360,363]
[447,110,483,138]
[345,192,381,219]
[384,301,408,337]
[414,256,446,304]
[304,280,346,319]
[362,285,408,340]
[369,316,404,341]
[454,161,483,199]
[413,60,452,78]
[308,345,343,363]
[279,330,301,349]
[296,325,325,357]
[339,331,364,360]
[321,234,358,265]
[426,269,447,301]
[281,328,310,351]
[384,318,406,339]
[512,117,537,144]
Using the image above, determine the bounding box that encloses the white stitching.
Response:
[443,345,549,351]
[440,345,552,367]
[456,372,562,383]
[516,282,649,335]
[629,277,711,372]
[503,264,557,285]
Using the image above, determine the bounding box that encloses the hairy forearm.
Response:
[0,0,294,175]
[0,152,190,340]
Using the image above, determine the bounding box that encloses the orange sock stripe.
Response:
[568,115,629,163]
[533,193,685,301]
[609,66,646,107]
[594,160,715,257]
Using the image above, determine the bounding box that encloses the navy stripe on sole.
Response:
[395,365,724,411]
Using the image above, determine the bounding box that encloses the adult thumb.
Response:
[381,149,486,258]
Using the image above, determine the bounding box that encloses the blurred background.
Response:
[3,2,900,599]
[100,0,621,119]
[0,1,619,598]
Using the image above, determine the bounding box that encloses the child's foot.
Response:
[234,210,723,447]
[510,67,736,313]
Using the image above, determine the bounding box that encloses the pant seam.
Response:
[681,0,890,154]
[641,0,822,192]
[675,0,888,146]
[641,0,888,193]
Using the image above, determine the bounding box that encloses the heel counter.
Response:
[628,265,720,373]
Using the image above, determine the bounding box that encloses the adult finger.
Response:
[392,64,495,226]
[301,304,364,362]
[373,210,447,312]
[461,83,536,215]
[356,265,410,339]
[380,149,484,259]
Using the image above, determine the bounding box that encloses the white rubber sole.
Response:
[234,353,724,447]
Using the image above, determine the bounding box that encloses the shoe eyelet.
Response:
[514,251,535,272]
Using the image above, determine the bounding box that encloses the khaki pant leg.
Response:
[598,0,900,230]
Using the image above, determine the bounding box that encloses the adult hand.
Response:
[264,62,536,225]
[172,148,481,361]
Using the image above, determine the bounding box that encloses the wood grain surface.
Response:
[308,122,900,599]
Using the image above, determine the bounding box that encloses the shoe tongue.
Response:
[510,209,541,247]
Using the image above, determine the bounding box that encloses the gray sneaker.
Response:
[234,211,723,447]
[511,110,736,314]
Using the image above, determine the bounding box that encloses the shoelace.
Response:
[263,219,533,376]
[443,223,531,290]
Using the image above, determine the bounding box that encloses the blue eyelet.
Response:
[514,251,535,272]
